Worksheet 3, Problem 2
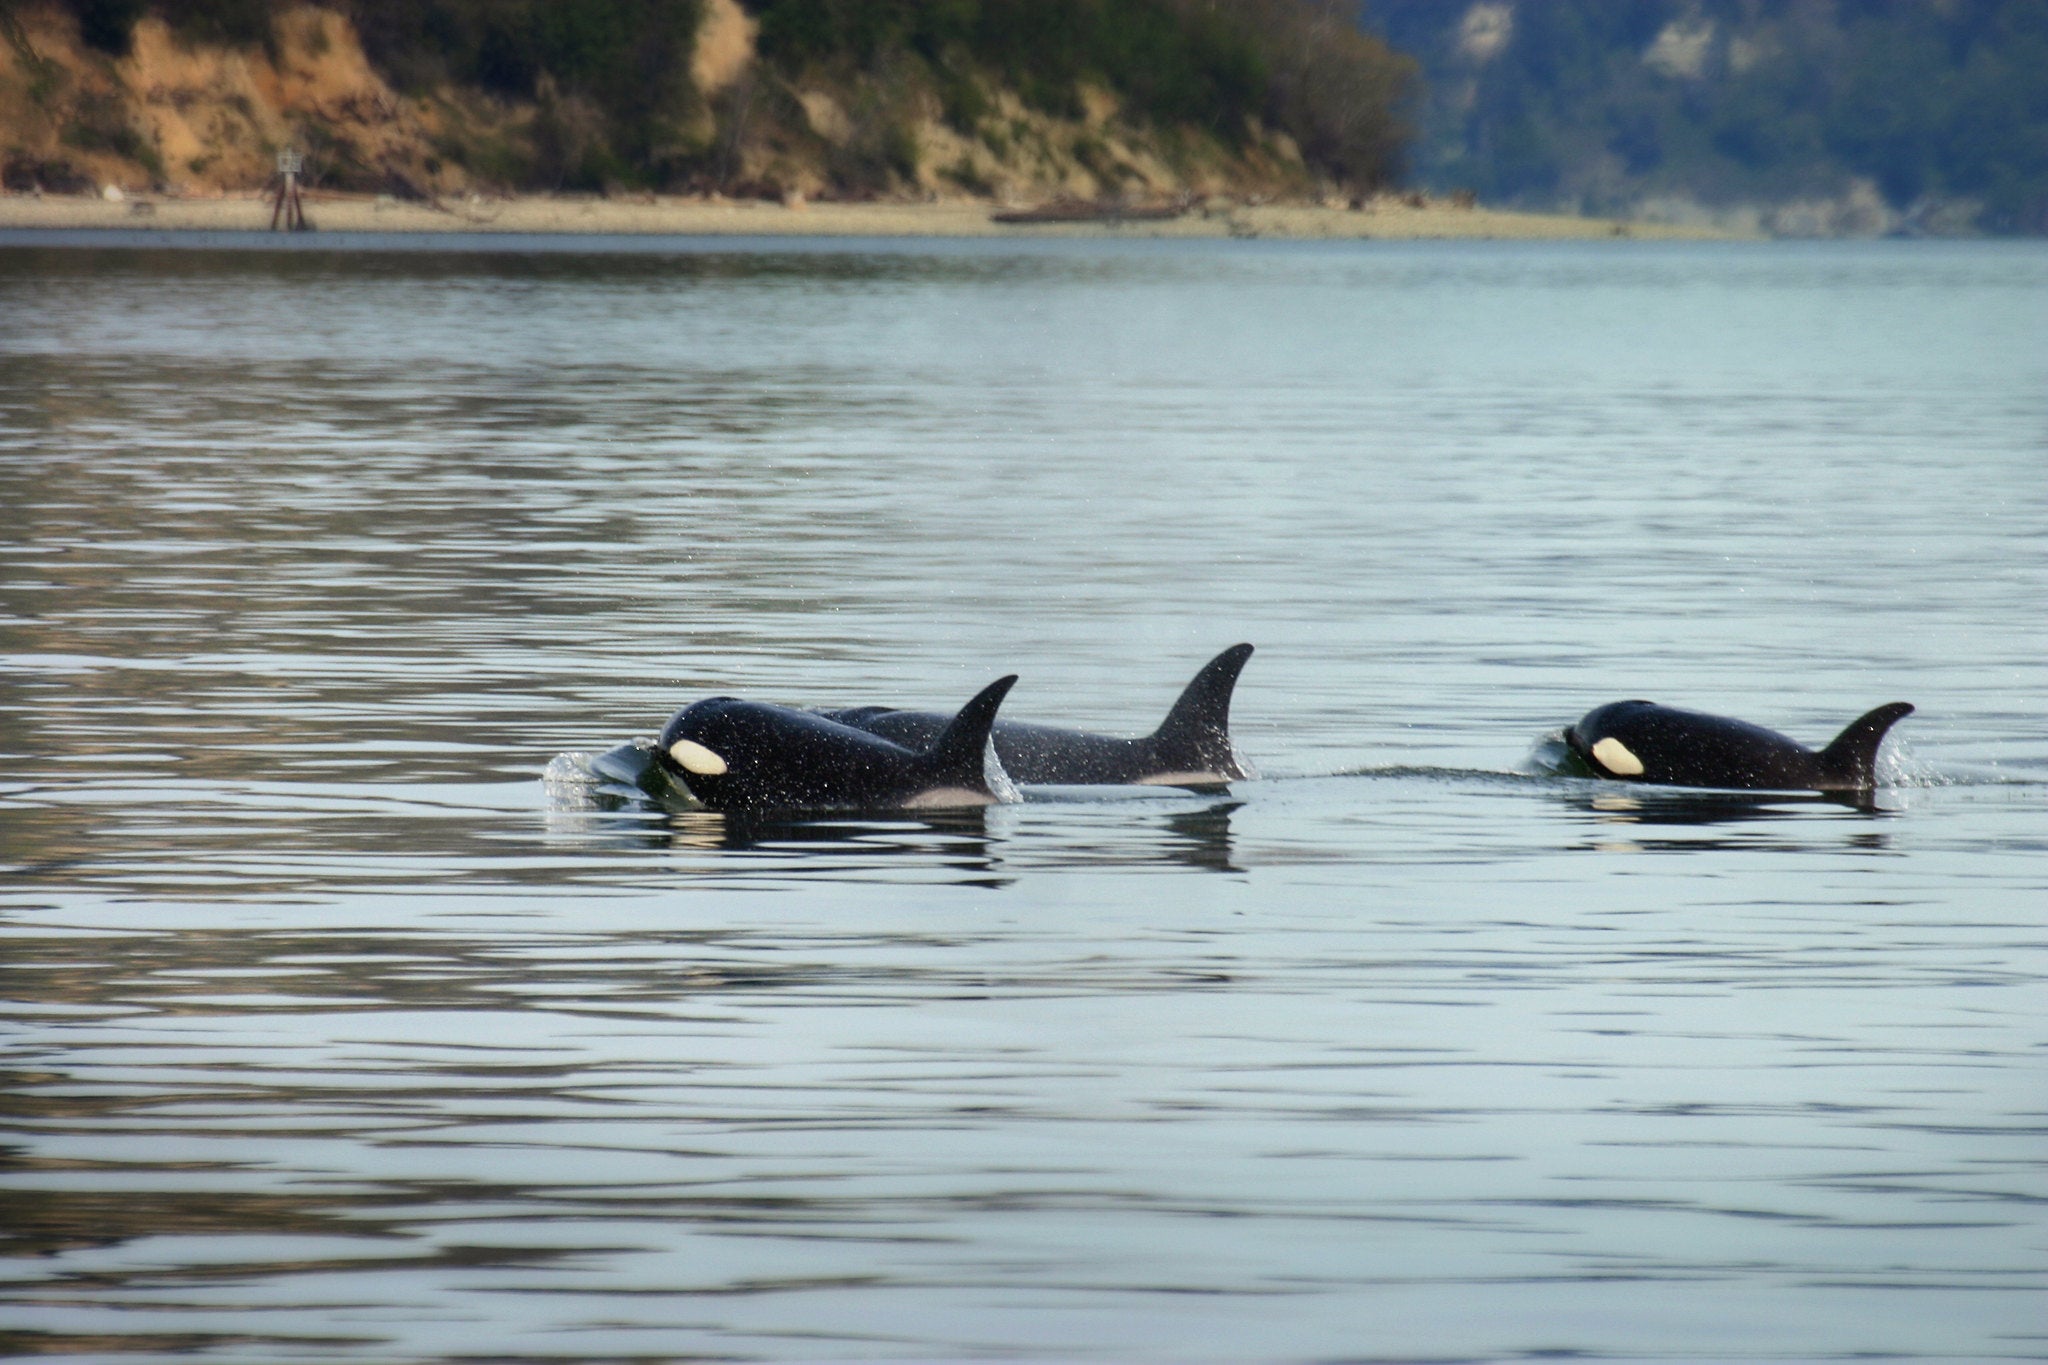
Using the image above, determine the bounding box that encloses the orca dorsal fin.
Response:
[1148,643,1254,778]
[1814,702,1914,789]
[920,675,1020,792]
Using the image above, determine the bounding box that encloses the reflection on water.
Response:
[1574,786,1891,823]
[546,745,1243,878]
[2,237,2045,1361]
[1560,786,1901,855]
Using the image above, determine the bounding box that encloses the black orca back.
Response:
[812,707,1154,784]
[1568,699,1913,792]
[815,644,1253,786]
[658,676,1017,812]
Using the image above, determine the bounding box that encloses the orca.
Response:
[1565,699,1914,793]
[815,643,1255,786]
[654,675,1021,813]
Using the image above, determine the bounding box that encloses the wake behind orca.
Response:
[654,675,1021,813]
[815,643,1254,786]
[1564,699,1914,793]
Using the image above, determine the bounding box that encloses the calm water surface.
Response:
[1,233,2044,1362]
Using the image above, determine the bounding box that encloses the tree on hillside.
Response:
[27,0,1416,198]
[1364,0,2048,232]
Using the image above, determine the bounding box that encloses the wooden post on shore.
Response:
[270,148,308,231]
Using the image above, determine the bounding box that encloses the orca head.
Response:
[1566,700,1658,779]
[656,695,901,811]
[653,679,1018,814]
[654,697,747,806]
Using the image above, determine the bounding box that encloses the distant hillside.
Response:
[0,0,1415,204]
[1362,0,2048,234]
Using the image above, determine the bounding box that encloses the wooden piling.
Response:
[269,148,310,231]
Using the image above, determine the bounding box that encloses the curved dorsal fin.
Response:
[1148,643,1253,778]
[920,675,1019,792]
[1814,701,1914,789]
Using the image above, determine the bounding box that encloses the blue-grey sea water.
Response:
[1,232,2044,1362]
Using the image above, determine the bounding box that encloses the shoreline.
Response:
[0,191,1744,242]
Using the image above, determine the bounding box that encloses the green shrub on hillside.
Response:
[350,0,706,188]
[755,0,1268,136]
[751,0,1411,189]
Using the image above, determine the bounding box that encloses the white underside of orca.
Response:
[900,785,1005,810]
[1134,770,1239,786]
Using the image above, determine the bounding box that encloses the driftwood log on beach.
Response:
[991,198,1189,225]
